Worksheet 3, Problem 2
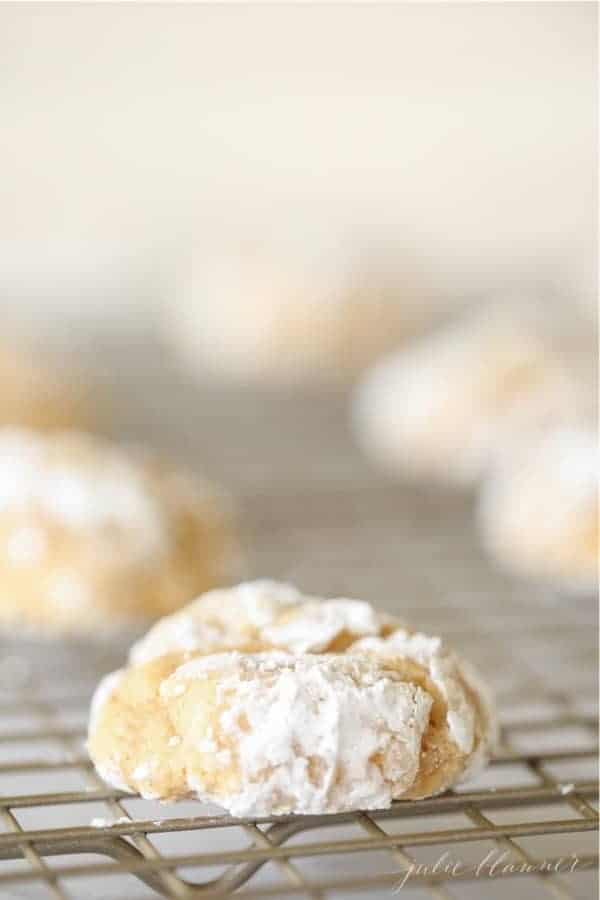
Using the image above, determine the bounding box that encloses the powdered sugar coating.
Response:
[478,425,598,591]
[130,580,303,664]
[128,580,493,773]
[99,651,433,815]
[175,653,432,815]
[89,581,496,814]
[0,428,238,633]
[0,429,166,560]
[262,599,380,653]
[353,630,477,754]
[129,580,383,664]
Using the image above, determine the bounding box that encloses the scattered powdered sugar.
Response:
[559,783,575,795]
[161,652,433,816]
[90,816,131,828]
[352,629,477,755]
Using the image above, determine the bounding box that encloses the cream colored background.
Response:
[0,2,596,336]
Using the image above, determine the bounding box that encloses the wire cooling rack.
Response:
[0,339,597,899]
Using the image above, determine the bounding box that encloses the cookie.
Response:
[353,307,587,485]
[478,425,598,592]
[89,581,496,815]
[168,244,424,383]
[0,429,238,635]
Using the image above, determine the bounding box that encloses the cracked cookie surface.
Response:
[89,581,496,814]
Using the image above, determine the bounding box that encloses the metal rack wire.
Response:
[0,345,597,898]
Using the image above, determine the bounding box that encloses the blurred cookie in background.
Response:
[352,302,593,486]
[0,429,239,637]
[477,424,598,594]
[0,340,88,430]
[166,239,432,384]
